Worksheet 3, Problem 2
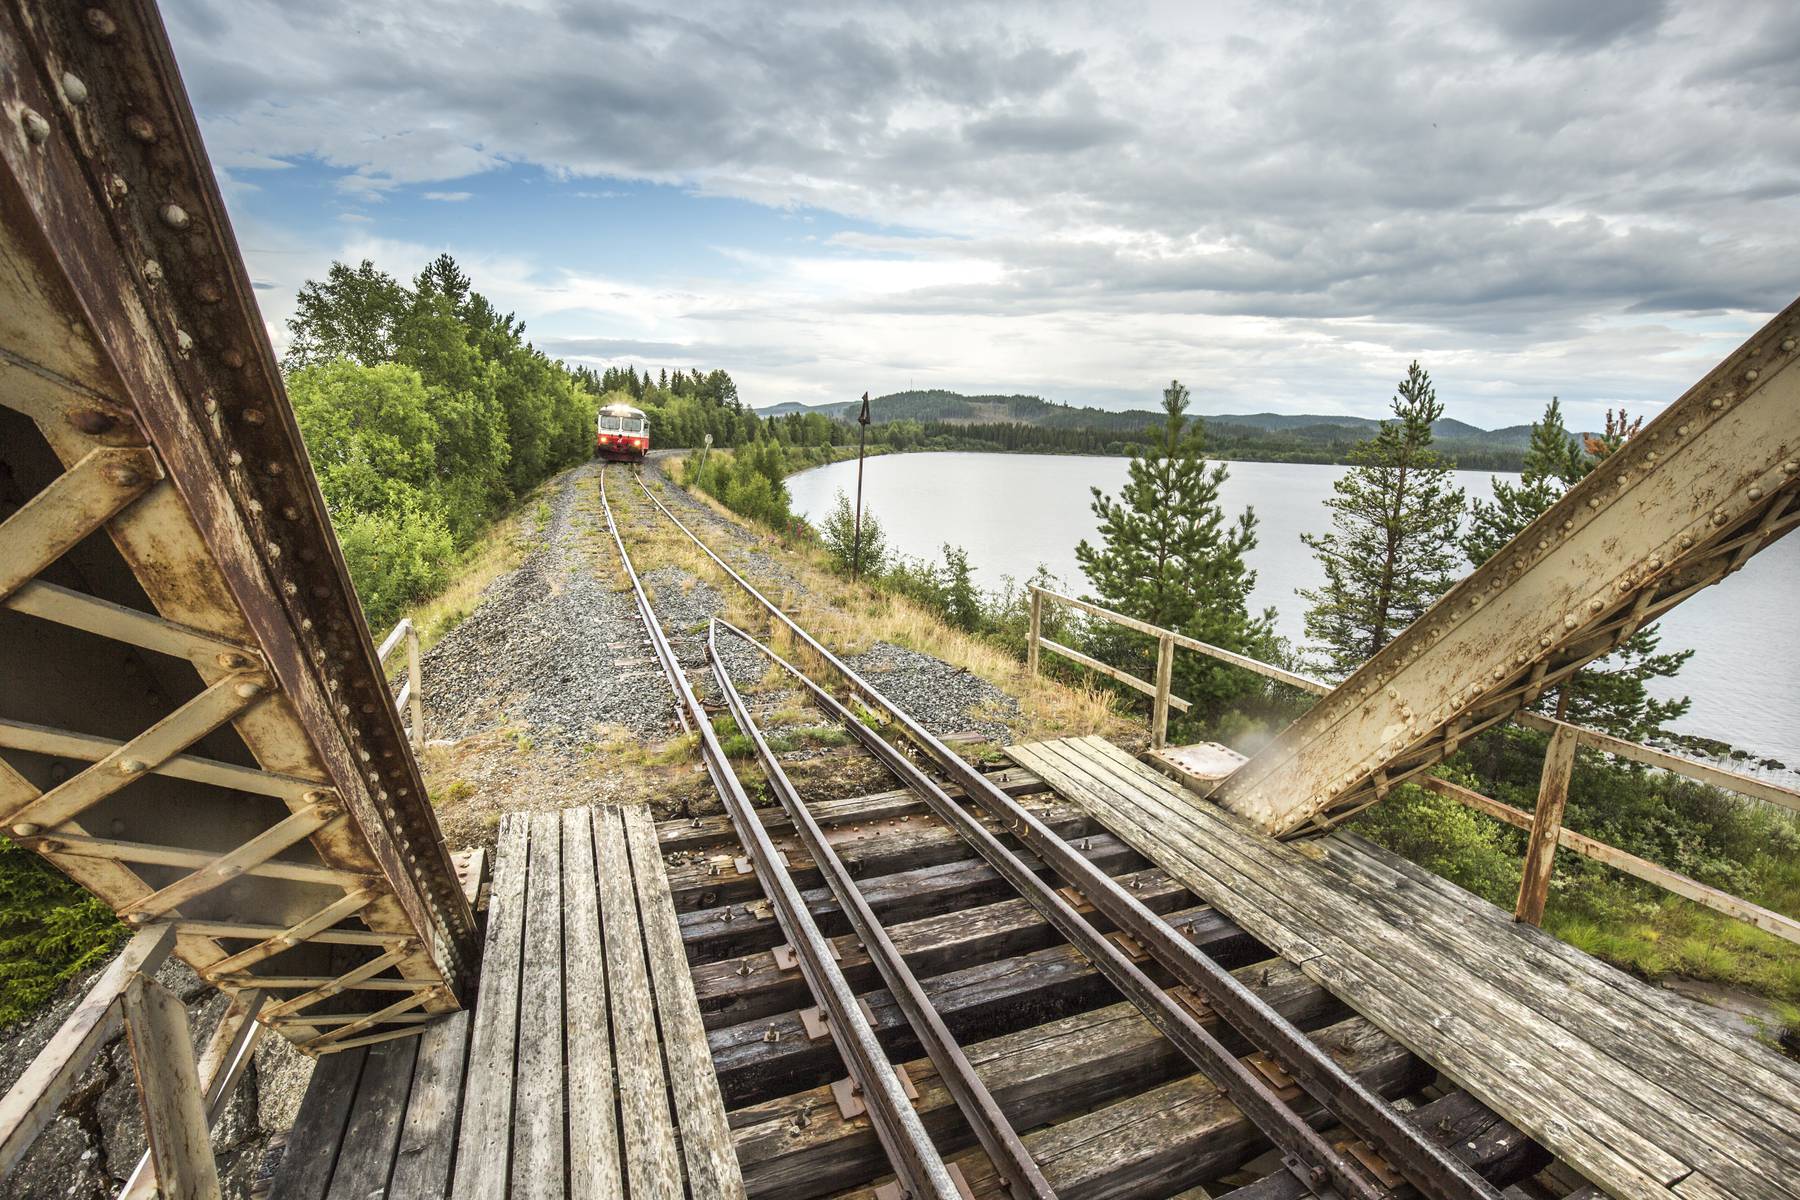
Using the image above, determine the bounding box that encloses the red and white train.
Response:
[595,402,649,462]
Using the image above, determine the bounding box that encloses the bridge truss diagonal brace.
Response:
[1215,299,1800,836]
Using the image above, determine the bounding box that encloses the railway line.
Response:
[598,462,1541,1200]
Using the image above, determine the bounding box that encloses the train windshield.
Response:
[600,413,647,435]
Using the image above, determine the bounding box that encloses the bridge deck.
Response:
[1007,735,1800,1200]
[273,806,745,1199]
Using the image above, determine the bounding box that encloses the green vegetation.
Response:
[1464,398,1692,742]
[0,838,124,1025]
[287,255,600,631]
[1300,362,1466,678]
[1075,381,1275,719]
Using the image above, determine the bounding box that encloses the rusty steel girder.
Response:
[0,0,475,1049]
[1214,298,1800,836]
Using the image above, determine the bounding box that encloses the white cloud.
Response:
[165,0,1800,429]
[422,190,474,202]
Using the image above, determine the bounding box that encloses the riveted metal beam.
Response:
[1214,298,1800,835]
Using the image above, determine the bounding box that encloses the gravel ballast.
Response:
[422,462,676,744]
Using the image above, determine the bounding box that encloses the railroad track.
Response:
[599,464,1547,1200]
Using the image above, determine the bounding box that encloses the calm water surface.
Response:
[789,452,1800,768]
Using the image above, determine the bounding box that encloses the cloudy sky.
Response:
[165,0,1799,429]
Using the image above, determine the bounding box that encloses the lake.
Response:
[789,451,1800,770]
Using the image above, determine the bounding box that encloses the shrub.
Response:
[819,490,887,575]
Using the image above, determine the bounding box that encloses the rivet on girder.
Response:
[84,9,119,39]
[235,681,266,700]
[196,279,224,304]
[61,73,89,104]
[1748,485,1764,501]
[1745,369,1759,382]
[1782,338,1796,352]
[1588,598,1604,613]
[221,347,246,369]
[1676,424,1689,436]
[20,109,50,143]
[161,204,190,229]
[12,823,41,838]
[1784,460,1799,476]
[118,758,148,775]
[175,329,193,354]
[127,113,157,143]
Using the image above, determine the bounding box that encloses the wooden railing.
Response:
[1027,585,1322,749]
[0,925,265,1198]
[379,617,426,752]
[1024,585,1800,943]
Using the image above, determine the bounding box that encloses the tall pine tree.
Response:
[1075,381,1272,715]
[1301,362,1465,678]
[1464,400,1689,739]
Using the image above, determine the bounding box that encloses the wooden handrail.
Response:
[378,617,426,752]
[1022,586,1799,942]
[1421,777,1800,945]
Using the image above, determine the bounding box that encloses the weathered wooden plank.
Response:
[0,923,176,1178]
[1220,1089,1547,1200]
[595,807,682,1199]
[679,829,1142,963]
[1023,737,1695,1200]
[1324,827,1800,1144]
[654,767,1048,854]
[561,807,622,1199]
[1308,835,1800,1168]
[832,1016,1424,1200]
[731,961,1339,1198]
[387,1010,472,1199]
[691,864,1190,1030]
[1083,735,1800,1187]
[323,1036,420,1200]
[661,799,1095,910]
[510,810,566,1199]
[270,1047,367,1200]
[1517,721,1577,926]
[624,805,747,1199]
[449,813,530,1199]
[708,902,1270,1104]
[121,975,220,1200]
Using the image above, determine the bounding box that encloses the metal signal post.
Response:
[851,391,871,580]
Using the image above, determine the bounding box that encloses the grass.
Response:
[656,476,1128,744]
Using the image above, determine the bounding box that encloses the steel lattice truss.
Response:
[1,0,476,1052]
[1217,299,1800,837]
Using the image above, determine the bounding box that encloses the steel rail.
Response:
[704,621,1058,1200]
[712,618,1370,1200]
[638,471,1505,1200]
[599,469,959,1200]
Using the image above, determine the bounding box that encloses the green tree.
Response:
[1464,400,1689,739]
[1462,396,1581,568]
[284,260,408,368]
[820,489,887,576]
[1301,362,1465,678]
[1075,380,1272,714]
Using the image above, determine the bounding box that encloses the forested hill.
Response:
[761,389,1534,470]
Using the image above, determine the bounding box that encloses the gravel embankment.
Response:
[846,642,1021,742]
[422,461,676,743]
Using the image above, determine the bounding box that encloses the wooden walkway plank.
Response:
[1066,735,1800,1197]
[1050,736,1719,1196]
[323,1036,420,1200]
[511,810,567,1199]
[1010,738,1687,1200]
[270,1047,367,1200]
[450,813,531,1200]
[1306,833,1800,1164]
[387,1009,472,1199]
[1321,831,1800,1120]
[561,806,623,1198]
[623,805,749,1199]
[594,806,683,1199]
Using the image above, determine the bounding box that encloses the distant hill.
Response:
[759,390,1534,457]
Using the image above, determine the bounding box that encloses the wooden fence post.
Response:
[121,974,221,1200]
[1515,723,1579,926]
[1151,633,1175,751]
[405,622,425,751]
[1026,589,1042,677]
